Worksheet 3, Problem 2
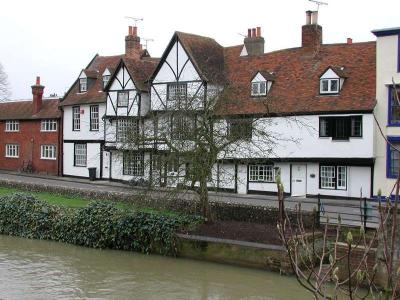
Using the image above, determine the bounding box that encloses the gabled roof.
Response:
[121,57,159,91]
[217,41,376,116]
[320,66,348,78]
[0,99,61,120]
[150,31,225,84]
[60,54,124,106]
[252,71,276,82]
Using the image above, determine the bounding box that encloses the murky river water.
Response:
[0,235,312,300]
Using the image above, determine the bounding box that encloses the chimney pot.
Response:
[347,38,353,44]
[247,29,252,37]
[311,11,318,25]
[36,76,40,85]
[306,10,312,25]
[252,28,256,38]
[132,26,137,37]
[256,27,261,37]
[128,26,132,35]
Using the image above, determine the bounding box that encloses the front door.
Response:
[291,164,307,197]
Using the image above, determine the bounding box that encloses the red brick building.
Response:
[0,77,62,175]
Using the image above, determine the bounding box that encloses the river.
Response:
[0,235,312,299]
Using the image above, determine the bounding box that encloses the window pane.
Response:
[118,92,129,107]
[249,165,274,182]
[330,79,339,92]
[320,166,335,189]
[321,80,329,92]
[74,144,87,166]
[334,118,348,139]
[168,83,187,108]
[391,88,400,123]
[259,82,266,94]
[90,106,99,131]
[337,166,346,189]
[123,152,144,176]
[73,107,80,131]
[228,119,252,140]
[390,143,400,178]
[319,118,329,137]
[351,116,362,137]
[117,119,139,142]
[251,83,259,95]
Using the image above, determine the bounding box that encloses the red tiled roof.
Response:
[60,54,123,106]
[176,32,225,84]
[123,56,159,91]
[218,41,376,116]
[0,99,61,120]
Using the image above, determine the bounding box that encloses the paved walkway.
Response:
[0,170,379,228]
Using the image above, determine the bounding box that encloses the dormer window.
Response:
[250,71,274,97]
[320,78,339,94]
[251,81,267,96]
[319,67,346,95]
[79,78,87,93]
[103,75,110,88]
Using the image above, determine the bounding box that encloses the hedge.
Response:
[0,180,316,227]
[0,193,200,255]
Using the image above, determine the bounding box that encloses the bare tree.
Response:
[0,62,10,101]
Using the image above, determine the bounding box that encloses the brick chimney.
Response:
[244,26,265,56]
[125,26,142,56]
[31,76,44,114]
[302,11,322,51]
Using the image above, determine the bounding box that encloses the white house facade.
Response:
[372,27,400,197]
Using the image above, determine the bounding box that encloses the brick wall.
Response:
[0,119,61,175]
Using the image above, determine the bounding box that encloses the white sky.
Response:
[0,0,399,99]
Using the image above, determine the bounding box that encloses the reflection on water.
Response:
[0,235,311,300]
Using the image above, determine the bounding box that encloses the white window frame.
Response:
[5,120,20,132]
[117,91,129,107]
[90,105,99,131]
[79,78,87,92]
[251,81,267,96]
[5,144,19,158]
[73,106,80,131]
[320,165,347,190]
[117,118,139,143]
[41,145,57,160]
[337,166,347,190]
[103,75,110,88]
[320,78,340,94]
[41,119,57,132]
[74,144,87,167]
[249,165,275,182]
[123,152,144,176]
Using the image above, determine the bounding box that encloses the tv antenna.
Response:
[124,16,143,26]
[143,38,154,49]
[308,0,328,11]
[238,33,247,38]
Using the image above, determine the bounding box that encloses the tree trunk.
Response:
[199,176,211,222]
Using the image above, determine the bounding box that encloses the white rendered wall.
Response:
[63,142,102,178]
[223,114,374,160]
[63,104,105,141]
[374,34,400,196]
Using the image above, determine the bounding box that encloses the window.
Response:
[251,81,267,96]
[90,105,99,131]
[228,119,253,140]
[388,86,400,125]
[320,165,347,190]
[73,106,80,131]
[167,83,187,108]
[117,118,139,142]
[319,116,362,139]
[79,78,87,92]
[41,119,57,132]
[74,144,87,166]
[103,75,110,88]
[123,152,144,176]
[387,138,400,178]
[117,91,129,107]
[249,165,275,182]
[5,144,19,158]
[320,78,340,94]
[41,145,56,160]
[5,120,19,132]
[171,115,194,140]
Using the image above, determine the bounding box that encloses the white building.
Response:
[372,27,400,197]
[60,54,122,179]
[131,11,375,199]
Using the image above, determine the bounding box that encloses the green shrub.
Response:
[0,193,201,255]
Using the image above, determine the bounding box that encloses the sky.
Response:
[0,0,399,100]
